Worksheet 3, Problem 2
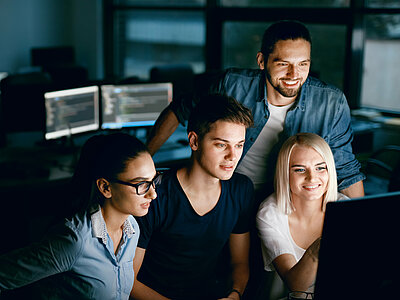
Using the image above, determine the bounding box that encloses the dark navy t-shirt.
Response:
[136,169,255,299]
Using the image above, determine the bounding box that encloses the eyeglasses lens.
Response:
[137,182,151,195]
[136,173,161,195]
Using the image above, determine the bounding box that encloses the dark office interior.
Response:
[1,0,400,299]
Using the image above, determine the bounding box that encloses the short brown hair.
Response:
[187,94,254,139]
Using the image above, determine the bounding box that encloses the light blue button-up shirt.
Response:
[0,207,139,299]
[171,68,365,192]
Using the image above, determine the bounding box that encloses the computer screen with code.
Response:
[101,83,172,129]
[44,86,100,140]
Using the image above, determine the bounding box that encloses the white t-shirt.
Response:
[256,193,305,272]
[236,102,293,191]
[256,192,348,294]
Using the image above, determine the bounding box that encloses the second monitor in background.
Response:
[101,83,172,129]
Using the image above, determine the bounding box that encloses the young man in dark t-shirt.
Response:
[130,94,255,300]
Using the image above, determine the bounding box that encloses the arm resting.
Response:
[146,107,179,156]
[222,233,250,299]
[130,247,170,300]
[273,237,320,292]
[340,180,364,198]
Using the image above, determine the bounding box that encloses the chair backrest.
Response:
[150,64,194,98]
[366,145,400,179]
[31,46,75,68]
[31,46,88,88]
[364,145,400,193]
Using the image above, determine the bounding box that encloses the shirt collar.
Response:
[258,70,267,103]
[91,206,136,245]
[295,76,309,112]
[122,218,136,239]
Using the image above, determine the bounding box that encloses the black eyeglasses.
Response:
[112,172,162,195]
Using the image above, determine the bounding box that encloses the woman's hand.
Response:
[218,294,240,300]
[273,236,322,292]
[218,289,241,300]
[306,237,321,262]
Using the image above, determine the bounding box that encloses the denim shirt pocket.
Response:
[121,259,134,294]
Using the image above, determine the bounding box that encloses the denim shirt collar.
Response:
[295,76,309,112]
[91,206,135,245]
[258,70,267,103]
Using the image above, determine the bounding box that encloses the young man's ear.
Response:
[256,52,265,70]
[188,131,199,151]
[97,178,112,199]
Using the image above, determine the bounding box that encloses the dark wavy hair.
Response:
[260,20,312,60]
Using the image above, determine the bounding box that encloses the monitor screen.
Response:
[100,83,172,129]
[44,86,100,140]
[314,191,400,299]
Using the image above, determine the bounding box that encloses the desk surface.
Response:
[0,125,191,187]
[351,109,400,130]
[0,146,75,186]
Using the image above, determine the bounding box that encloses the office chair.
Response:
[363,145,400,194]
[31,46,88,88]
[149,63,194,99]
[0,72,53,135]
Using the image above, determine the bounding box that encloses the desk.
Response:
[351,111,400,195]
[352,113,400,155]
[0,147,75,186]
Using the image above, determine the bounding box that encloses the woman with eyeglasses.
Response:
[256,133,348,298]
[0,133,158,299]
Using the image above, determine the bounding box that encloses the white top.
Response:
[256,193,305,272]
[236,102,293,191]
[256,192,348,293]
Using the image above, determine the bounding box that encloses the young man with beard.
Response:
[146,20,365,200]
[130,94,255,300]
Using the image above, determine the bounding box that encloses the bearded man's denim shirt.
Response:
[170,68,365,191]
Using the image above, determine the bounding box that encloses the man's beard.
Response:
[266,72,302,98]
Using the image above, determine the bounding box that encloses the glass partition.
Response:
[367,0,400,8]
[115,10,206,80]
[113,0,205,6]
[220,0,349,8]
[223,22,347,90]
[360,14,400,112]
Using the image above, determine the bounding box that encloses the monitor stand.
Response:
[36,134,79,169]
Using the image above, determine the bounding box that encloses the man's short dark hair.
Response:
[261,20,312,60]
[187,94,254,139]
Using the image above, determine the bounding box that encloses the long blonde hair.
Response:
[275,133,337,215]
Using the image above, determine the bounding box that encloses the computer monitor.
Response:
[314,191,400,300]
[100,83,172,129]
[44,86,100,140]
[0,72,7,82]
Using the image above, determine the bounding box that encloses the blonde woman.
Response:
[256,132,348,297]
